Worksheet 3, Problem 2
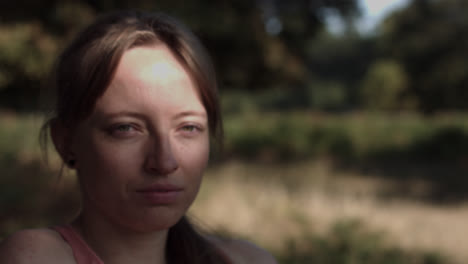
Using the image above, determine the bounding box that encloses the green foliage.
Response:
[52,2,96,34]
[221,109,468,202]
[380,0,468,112]
[0,151,79,238]
[1,0,468,113]
[0,23,58,109]
[361,59,411,110]
[306,80,348,110]
[223,112,354,161]
[278,219,449,264]
[221,82,348,113]
[0,113,79,238]
[222,109,468,163]
[0,113,41,158]
[0,23,56,79]
[0,0,360,111]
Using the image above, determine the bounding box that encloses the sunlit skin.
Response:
[0,41,277,264]
[0,43,277,264]
[0,19,277,264]
[65,45,210,263]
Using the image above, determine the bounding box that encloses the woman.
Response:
[0,10,276,264]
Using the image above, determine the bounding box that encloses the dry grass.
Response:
[190,160,468,263]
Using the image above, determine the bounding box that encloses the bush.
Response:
[223,111,468,163]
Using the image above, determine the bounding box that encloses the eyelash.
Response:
[109,123,138,136]
[115,124,134,131]
[108,123,203,136]
[179,124,203,134]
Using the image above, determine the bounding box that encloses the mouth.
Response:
[135,183,183,205]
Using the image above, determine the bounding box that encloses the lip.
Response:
[135,183,183,205]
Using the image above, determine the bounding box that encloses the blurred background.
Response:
[1,0,468,263]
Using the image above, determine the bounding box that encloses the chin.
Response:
[123,209,185,233]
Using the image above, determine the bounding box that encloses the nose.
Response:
[145,135,179,176]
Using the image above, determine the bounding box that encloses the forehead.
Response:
[116,45,191,87]
[91,45,205,117]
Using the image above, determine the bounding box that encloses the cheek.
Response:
[90,143,143,169]
[189,141,210,168]
[74,135,145,193]
[181,136,210,173]
[177,137,210,192]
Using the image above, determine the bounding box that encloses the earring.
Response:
[67,159,76,167]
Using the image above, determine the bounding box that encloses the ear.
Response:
[50,119,74,166]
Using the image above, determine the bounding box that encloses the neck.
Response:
[73,211,168,264]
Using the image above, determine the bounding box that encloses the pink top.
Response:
[53,225,232,264]
[53,225,104,264]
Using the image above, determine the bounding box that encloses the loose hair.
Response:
[41,10,227,264]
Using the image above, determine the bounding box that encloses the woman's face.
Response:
[69,45,210,232]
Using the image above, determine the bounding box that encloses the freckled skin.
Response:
[71,45,210,233]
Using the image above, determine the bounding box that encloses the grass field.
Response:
[1,111,467,263]
[193,160,465,263]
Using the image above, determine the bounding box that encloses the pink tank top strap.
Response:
[52,225,104,264]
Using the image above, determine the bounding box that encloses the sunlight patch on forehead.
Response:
[147,60,183,80]
[94,46,204,118]
[115,46,193,90]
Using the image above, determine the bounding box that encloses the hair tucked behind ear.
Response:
[41,10,228,264]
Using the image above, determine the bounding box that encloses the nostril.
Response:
[145,150,179,176]
[145,136,179,175]
[145,155,179,175]
[161,157,179,174]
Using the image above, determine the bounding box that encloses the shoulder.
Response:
[0,228,74,264]
[209,236,278,264]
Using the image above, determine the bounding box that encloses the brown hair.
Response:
[42,10,227,264]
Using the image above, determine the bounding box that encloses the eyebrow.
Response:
[97,110,207,121]
[173,110,207,120]
[99,111,147,120]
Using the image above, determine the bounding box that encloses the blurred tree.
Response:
[379,0,468,113]
[360,59,411,110]
[0,0,360,112]
[306,31,376,110]
[0,1,96,111]
[149,0,361,92]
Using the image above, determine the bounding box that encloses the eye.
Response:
[181,125,197,132]
[178,124,204,136]
[115,124,134,132]
[108,123,140,138]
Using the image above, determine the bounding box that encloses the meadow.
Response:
[1,110,467,263]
